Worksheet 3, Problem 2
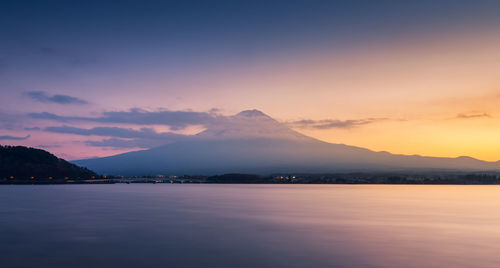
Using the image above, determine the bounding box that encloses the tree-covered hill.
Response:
[0,145,97,181]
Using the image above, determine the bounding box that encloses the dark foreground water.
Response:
[2,185,500,268]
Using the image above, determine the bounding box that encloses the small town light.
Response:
[30,176,35,179]
[10,176,14,179]
[49,177,53,180]
[64,177,69,180]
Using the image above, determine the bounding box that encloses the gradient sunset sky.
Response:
[1,0,500,161]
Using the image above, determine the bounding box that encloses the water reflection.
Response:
[1,185,500,267]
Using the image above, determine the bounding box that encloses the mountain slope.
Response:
[74,110,500,175]
[1,145,97,180]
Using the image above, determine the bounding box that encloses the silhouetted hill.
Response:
[0,145,97,181]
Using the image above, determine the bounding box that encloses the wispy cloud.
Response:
[0,134,30,140]
[24,127,40,131]
[44,125,189,149]
[36,144,62,149]
[30,108,217,130]
[44,125,187,139]
[287,118,387,129]
[456,112,492,119]
[29,112,71,122]
[24,91,88,105]
[84,138,172,149]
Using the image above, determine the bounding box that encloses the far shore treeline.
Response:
[1,145,500,185]
[111,172,500,185]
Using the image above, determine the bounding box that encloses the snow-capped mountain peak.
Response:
[196,110,312,141]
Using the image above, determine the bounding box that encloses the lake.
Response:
[1,184,500,268]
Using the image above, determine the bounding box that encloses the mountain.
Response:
[0,145,97,180]
[74,110,500,175]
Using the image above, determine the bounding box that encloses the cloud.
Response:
[24,127,40,131]
[24,91,88,105]
[84,138,172,149]
[28,108,233,148]
[36,144,62,149]
[30,108,217,130]
[44,125,189,149]
[287,118,387,129]
[44,125,187,139]
[29,112,71,121]
[0,134,30,140]
[456,112,492,119]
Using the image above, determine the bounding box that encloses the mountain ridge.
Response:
[74,110,500,175]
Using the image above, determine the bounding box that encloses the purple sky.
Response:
[2,0,500,161]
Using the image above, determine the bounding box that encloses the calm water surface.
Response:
[1,184,500,268]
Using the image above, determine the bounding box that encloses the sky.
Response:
[1,0,500,161]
